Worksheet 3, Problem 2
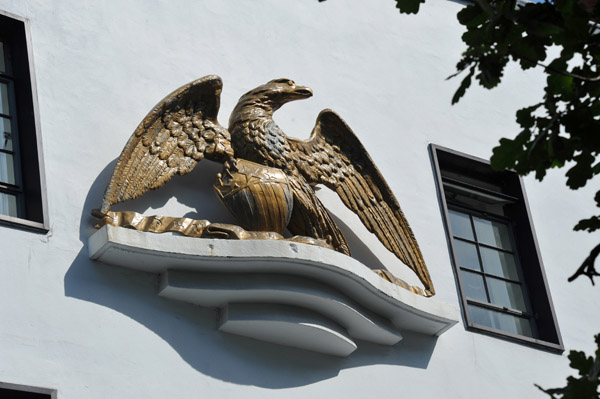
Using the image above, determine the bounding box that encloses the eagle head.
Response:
[239,78,313,112]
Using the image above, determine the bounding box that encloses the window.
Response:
[0,10,47,232]
[0,382,56,399]
[431,144,563,351]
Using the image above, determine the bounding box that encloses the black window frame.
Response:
[430,144,563,352]
[0,9,48,233]
[0,382,56,399]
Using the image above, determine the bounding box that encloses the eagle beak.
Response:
[294,86,313,98]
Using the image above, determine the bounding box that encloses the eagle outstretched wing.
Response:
[101,75,233,214]
[288,110,434,296]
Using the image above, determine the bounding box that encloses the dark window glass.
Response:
[453,239,480,271]
[480,246,518,280]
[1,117,13,151]
[448,209,473,240]
[0,81,10,115]
[468,304,533,338]
[0,151,15,184]
[461,270,487,302]
[472,216,512,250]
[0,191,17,216]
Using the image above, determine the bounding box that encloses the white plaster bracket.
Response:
[89,225,459,357]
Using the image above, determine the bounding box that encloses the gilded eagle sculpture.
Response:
[95,75,435,297]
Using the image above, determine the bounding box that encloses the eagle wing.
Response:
[287,109,434,296]
[101,75,233,214]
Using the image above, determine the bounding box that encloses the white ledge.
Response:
[89,225,459,356]
[219,303,359,357]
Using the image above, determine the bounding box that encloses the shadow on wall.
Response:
[327,206,387,271]
[64,159,438,389]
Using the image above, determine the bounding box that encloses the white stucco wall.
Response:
[0,0,599,398]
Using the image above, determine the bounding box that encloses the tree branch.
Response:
[536,61,600,82]
[509,51,600,82]
[568,242,600,284]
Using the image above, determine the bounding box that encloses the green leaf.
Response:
[462,27,487,46]
[547,73,575,96]
[524,20,564,38]
[452,67,475,104]
[490,133,528,170]
[457,4,486,28]
[516,104,542,129]
[395,0,424,14]
[511,37,548,70]
[566,152,595,189]
[535,165,548,181]
[569,350,594,376]
[574,216,600,232]
[550,159,565,168]
[476,55,508,89]
[572,191,600,233]
[536,384,569,397]
[548,55,570,73]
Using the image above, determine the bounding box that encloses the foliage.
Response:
[535,334,600,398]
[389,0,600,396]
[393,0,600,284]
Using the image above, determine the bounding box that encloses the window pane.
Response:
[473,216,512,250]
[480,246,519,280]
[0,191,18,217]
[453,239,481,271]
[0,82,9,115]
[468,304,533,337]
[461,270,488,303]
[448,209,474,240]
[1,117,12,151]
[487,276,527,312]
[0,42,5,73]
[0,151,16,184]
